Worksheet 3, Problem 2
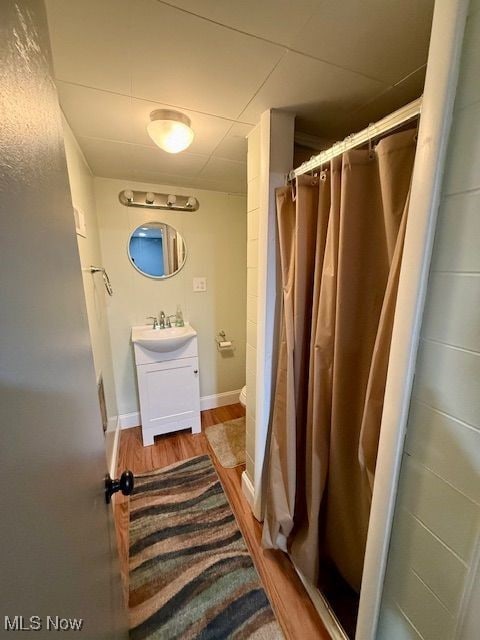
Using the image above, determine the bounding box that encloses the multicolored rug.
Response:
[205,417,246,468]
[128,455,282,639]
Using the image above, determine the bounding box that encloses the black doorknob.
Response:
[105,470,134,504]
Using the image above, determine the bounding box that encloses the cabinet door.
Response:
[137,357,200,434]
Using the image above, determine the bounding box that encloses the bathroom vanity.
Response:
[132,323,201,446]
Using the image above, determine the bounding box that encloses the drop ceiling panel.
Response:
[46,0,433,192]
[240,51,385,133]
[129,171,207,189]
[45,0,131,93]
[198,156,247,191]
[57,83,134,143]
[212,123,253,161]
[58,82,235,156]
[290,0,434,84]
[164,0,318,46]
[188,175,246,194]
[129,144,208,177]
[79,136,211,187]
[129,0,285,119]
[325,66,427,140]
[78,137,133,180]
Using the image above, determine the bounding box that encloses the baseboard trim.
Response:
[241,471,255,509]
[200,389,241,411]
[117,389,242,431]
[119,412,141,429]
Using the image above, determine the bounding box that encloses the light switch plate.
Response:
[73,206,87,238]
[193,277,207,292]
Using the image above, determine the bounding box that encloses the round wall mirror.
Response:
[128,222,187,279]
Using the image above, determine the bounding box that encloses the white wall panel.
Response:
[379,1,480,635]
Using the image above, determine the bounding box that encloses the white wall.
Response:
[62,117,118,426]
[245,125,261,482]
[378,1,480,637]
[243,112,294,517]
[94,177,247,421]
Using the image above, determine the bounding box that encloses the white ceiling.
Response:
[45,0,434,194]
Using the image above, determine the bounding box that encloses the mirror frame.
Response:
[127,221,187,280]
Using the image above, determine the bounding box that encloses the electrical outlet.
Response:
[193,277,207,292]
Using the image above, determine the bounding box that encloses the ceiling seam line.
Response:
[56,79,256,126]
[198,122,238,175]
[75,134,220,158]
[59,107,96,178]
[235,50,289,122]
[154,0,389,84]
[390,64,427,89]
[77,135,246,176]
[347,64,427,117]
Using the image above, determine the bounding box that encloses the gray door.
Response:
[0,1,128,637]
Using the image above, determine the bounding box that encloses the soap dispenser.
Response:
[175,304,184,327]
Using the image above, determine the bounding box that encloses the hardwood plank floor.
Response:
[114,404,330,640]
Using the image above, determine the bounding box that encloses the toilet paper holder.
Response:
[216,331,234,351]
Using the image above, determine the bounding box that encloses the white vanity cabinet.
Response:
[132,330,201,446]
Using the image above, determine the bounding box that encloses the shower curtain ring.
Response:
[368,124,375,159]
[291,177,297,201]
[319,161,327,181]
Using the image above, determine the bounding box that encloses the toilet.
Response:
[239,385,247,408]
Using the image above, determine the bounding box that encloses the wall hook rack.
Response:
[118,189,200,212]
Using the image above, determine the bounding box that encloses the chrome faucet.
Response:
[159,311,166,329]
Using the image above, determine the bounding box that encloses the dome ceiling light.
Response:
[147,109,194,154]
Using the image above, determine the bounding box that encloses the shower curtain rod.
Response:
[288,96,422,182]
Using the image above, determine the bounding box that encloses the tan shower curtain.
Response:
[262,129,416,592]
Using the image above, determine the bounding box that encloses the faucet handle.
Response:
[165,314,176,328]
[146,315,159,329]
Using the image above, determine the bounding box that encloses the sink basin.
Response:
[132,323,197,352]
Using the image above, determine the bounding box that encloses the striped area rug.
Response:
[128,455,282,639]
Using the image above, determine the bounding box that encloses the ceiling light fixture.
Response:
[147,109,194,154]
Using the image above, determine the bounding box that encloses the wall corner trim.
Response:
[108,417,121,478]
[241,471,255,510]
[254,109,295,519]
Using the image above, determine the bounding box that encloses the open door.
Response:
[0,1,128,636]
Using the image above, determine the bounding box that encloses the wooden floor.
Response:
[114,404,330,640]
